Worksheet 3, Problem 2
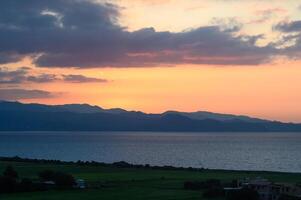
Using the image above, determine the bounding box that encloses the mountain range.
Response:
[0,100,300,132]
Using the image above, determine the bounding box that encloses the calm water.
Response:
[0,132,300,172]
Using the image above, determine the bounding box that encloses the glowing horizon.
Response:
[1,0,301,123]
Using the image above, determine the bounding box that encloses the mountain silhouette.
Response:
[0,101,300,132]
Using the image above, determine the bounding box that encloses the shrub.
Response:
[204,179,221,189]
[38,170,55,181]
[53,172,75,188]
[0,176,17,193]
[226,188,259,200]
[39,170,75,188]
[203,187,225,198]
[18,178,34,192]
[3,165,18,179]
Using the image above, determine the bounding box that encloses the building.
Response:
[271,183,301,200]
[234,177,301,200]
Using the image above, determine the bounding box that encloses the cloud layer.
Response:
[0,89,54,100]
[62,74,107,83]
[0,0,281,68]
[0,67,107,84]
[273,19,301,59]
[274,20,301,33]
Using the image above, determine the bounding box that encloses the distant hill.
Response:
[0,101,300,132]
[0,101,127,114]
[164,111,269,123]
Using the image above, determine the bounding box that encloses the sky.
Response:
[0,0,301,122]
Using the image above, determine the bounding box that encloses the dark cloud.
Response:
[273,20,301,58]
[0,67,108,84]
[62,74,108,83]
[0,67,58,84]
[274,20,301,32]
[0,52,24,64]
[0,67,29,84]
[0,0,280,67]
[27,74,58,83]
[0,89,54,100]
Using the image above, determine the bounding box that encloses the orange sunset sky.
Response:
[1,0,301,122]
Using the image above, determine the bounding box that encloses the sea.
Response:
[0,131,300,172]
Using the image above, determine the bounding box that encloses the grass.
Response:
[0,160,301,200]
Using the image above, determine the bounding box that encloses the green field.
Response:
[0,160,300,200]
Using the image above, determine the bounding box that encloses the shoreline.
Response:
[1,156,300,175]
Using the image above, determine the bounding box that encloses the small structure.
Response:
[226,177,301,200]
[75,179,86,189]
[41,180,56,189]
[271,183,301,200]
[43,181,55,185]
[243,177,271,200]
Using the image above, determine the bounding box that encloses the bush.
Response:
[53,172,75,187]
[18,178,34,192]
[0,176,17,193]
[3,165,18,179]
[204,179,221,189]
[38,169,75,188]
[203,187,225,198]
[226,188,259,200]
[38,170,55,181]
